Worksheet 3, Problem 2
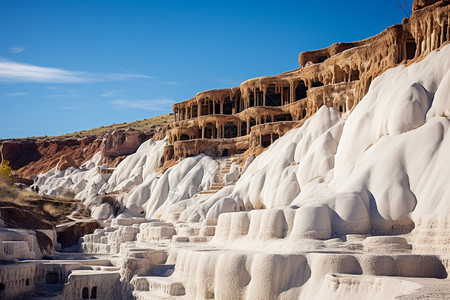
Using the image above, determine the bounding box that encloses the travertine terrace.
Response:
[0,1,449,299]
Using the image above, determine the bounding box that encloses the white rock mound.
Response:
[206,44,450,239]
[34,45,450,242]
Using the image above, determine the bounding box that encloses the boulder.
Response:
[57,155,78,171]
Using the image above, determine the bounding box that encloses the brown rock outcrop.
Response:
[413,0,442,11]
[0,139,42,170]
[56,155,78,171]
[101,128,153,165]
[57,221,100,248]
[14,137,103,179]
[0,127,159,179]
[0,207,53,230]
[152,124,169,141]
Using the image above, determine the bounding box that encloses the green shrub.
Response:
[0,161,14,184]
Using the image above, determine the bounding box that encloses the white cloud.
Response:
[5,92,27,96]
[43,94,82,99]
[111,99,175,111]
[10,46,24,53]
[0,59,151,83]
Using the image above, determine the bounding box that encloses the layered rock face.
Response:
[0,139,41,170]
[101,129,154,167]
[166,0,449,162]
[0,129,155,179]
[0,137,102,179]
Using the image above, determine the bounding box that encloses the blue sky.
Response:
[0,0,411,138]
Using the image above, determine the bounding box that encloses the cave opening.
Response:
[249,92,255,107]
[223,97,233,114]
[180,134,190,141]
[224,122,237,138]
[249,118,256,131]
[311,81,324,88]
[91,286,97,299]
[295,80,308,100]
[46,272,59,284]
[265,84,281,107]
[274,114,293,122]
[204,123,215,139]
[261,134,272,147]
[82,287,89,299]
[350,69,360,81]
[406,39,417,60]
[241,121,247,136]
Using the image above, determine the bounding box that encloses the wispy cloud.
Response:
[9,127,23,131]
[0,59,151,83]
[43,94,83,99]
[5,92,27,96]
[41,86,82,98]
[101,89,126,97]
[10,46,24,53]
[111,99,175,111]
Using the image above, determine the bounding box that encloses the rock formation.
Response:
[56,155,78,171]
[101,129,154,166]
[1,1,449,299]
[0,137,102,179]
[57,221,100,249]
[0,128,157,180]
[165,0,449,162]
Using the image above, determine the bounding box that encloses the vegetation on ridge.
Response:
[0,178,89,227]
[48,113,174,139]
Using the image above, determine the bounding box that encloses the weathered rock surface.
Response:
[0,129,158,179]
[57,221,100,248]
[56,155,78,171]
[413,0,441,11]
[0,139,41,170]
[0,207,53,230]
[101,129,153,166]
[0,137,103,179]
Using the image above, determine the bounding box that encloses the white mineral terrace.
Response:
[1,31,450,300]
